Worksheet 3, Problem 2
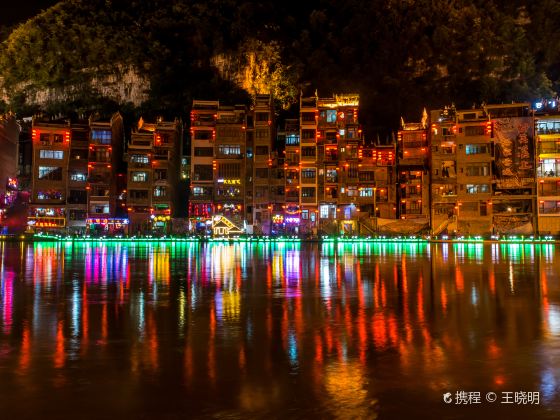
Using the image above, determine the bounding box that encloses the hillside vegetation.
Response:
[1,0,560,135]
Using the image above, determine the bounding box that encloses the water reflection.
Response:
[0,242,558,418]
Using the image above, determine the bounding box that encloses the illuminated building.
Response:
[430,103,535,236]
[189,96,274,235]
[86,113,126,234]
[126,118,182,234]
[298,94,319,234]
[214,105,246,230]
[29,117,72,230]
[247,94,275,234]
[397,114,430,226]
[534,100,560,235]
[485,103,535,236]
[0,115,20,215]
[66,119,89,233]
[189,100,219,233]
[281,118,301,234]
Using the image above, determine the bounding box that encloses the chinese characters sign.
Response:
[493,117,534,188]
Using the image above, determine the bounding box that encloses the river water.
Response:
[0,241,559,419]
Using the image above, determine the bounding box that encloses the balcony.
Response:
[538,170,560,178]
[89,195,110,202]
[538,142,560,155]
[87,176,110,184]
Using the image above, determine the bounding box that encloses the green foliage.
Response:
[1,0,560,134]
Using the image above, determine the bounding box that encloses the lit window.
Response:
[39,150,64,159]
[132,172,147,182]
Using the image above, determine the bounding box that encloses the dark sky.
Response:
[0,1,59,26]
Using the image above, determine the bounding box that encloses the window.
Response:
[360,188,373,197]
[301,129,316,140]
[320,205,330,219]
[218,145,241,156]
[91,130,111,144]
[286,134,299,145]
[347,186,358,197]
[91,205,110,214]
[93,150,110,162]
[301,112,315,122]
[255,146,269,155]
[39,133,50,144]
[39,150,64,159]
[301,147,316,157]
[256,168,269,179]
[69,210,87,221]
[301,187,316,198]
[70,172,87,182]
[348,164,359,179]
[68,190,87,203]
[194,130,212,140]
[286,151,299,164]
[38,166,62,180]
[255,112,269,122]
[326,110,336,123]
[255,129,269,139]
[466,184,490,194]
[302,210,309,220]
[154,186,166,197]
[464,125,485,136]
[154,169,167,181]
[194,147,214,157]
[193,164,213,181]
[70,149,86,160]
[466,164,490,177]
[53,134,63,143]
[465,144,488,155]
[131,172,148,182]
[37,190,63,200]
[192,187,212,197]
[358,171,374,182]
[131,154,149,163]
[301,168,316,179]
[218,163,241,178]
[129,190,149,200]
[326,169,337,183]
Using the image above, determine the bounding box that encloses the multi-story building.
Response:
[534,100,560,235]
[214,105,246,229]
[28,117,71,231]
[370,143,397,219]
[298,94,319,234]
[430,106,494,236]
[429,104,534,237]
[249,95,275,234]
[127,118,182,234]
[189,100,219,233]
[486,103,535,236]
[317,93,363,235]
[66,119,89,233]
[0,115,20,209]
[397,115,430,225]
[86,113,126,234]
[282,118,301,234]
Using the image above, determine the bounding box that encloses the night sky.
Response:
[0,1,59,26]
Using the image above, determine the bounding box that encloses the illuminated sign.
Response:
[285,217,300,224]
[86,218,129,225]
[272,215,284,224]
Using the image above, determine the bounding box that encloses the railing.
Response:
[537,170,560,178]
[539,207,560,214]
[538,143,560,154]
